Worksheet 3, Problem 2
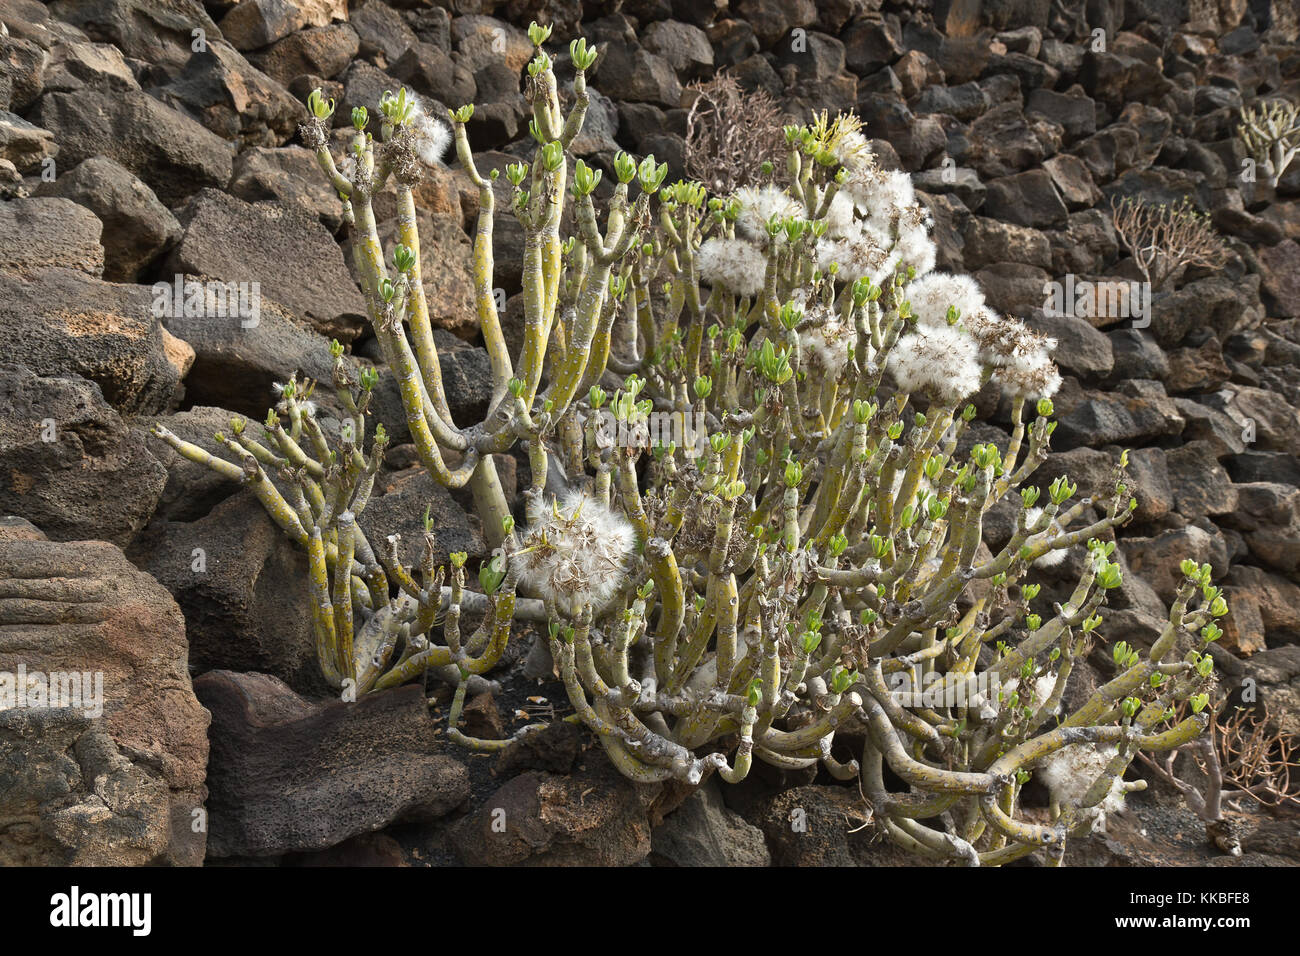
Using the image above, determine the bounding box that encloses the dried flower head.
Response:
[906,272,986,330]
[734,184,803,242]
[962,310,1062,400]
[409,94,451,166]
[514,491,637,617]
[697,236,768,297]
[798,304,854,378]
[1037,744,1128,820]
[816,226,899,285]
[888,323,984,404]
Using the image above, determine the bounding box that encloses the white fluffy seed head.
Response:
[993,352,1063,400]
[734,184,802,242]
[1037,744,1127,818]
[831,128,874,172]
[824,190,858,237]
[798,304,854,378]
[893,218,937,277]
[962,310,1063,400]
[697,237,768,297]
[816,222,900,285]
[514,491,637,618]
[888,323,984,404]
[846,167,916,223]
[906,272,986,331]
[1032,674,1062,715]
[409,95,451,166]
[1024,506,1067,567]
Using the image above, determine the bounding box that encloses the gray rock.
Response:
[1230,645,1300,738]
[133,405,244,524]
[153,40,304,148]
[973,262,1052,316]
[448,760,660,865]
[1174,397,1248,458]
[0,363,166,548]
[1079,51,1172,111]
[30,89,234,207]
[0,32,46,111]
[338,60,406,127]
[1149,276,1261,349]
[0,533,209,865]
[1165,441,1239,518]
[155,285,334,414]
[1125,523,1229,604]
[643,19,714,80]
[594,43,683,107]
[1124,445,1175,523]
[229,145,346,232]
[37,157,180,282]
[733,0,817,49]
[1072,126,1142,185]
[967,103,1052,180]
[1220,482,1300,575]
[1024,308,1114,378]
[41,38,139,95]
[1043,153,1101,209]
[1053,378,1184,450]
[962,217,1052,270]
[651,778,770,866]
[913,166,986,209]
[1047,210,1117,276]
[0,267,190,414]
[739,784,910,866]
[196,670,470,857]
[857,94,945,170]
[135,491,325,693]
[0,196,103,277]
[359,465,488,571]
[252,23,359,86]
[912,82,990,122]
[390,41,475,109]
[1226,450,1300,486]
[0,110,55,173]
[451,15,532,76]
[1165,339,1231,395]
[166,188,366,342]
[1255,239,1300,319]
[1107,329,1170,384]
[217,0,346,51]
[349,0,416,67]
[1205,385,1300,455]
[1226,564,1300,645]
[982,169,1069,229]
[1026,87,1096,141]
[49,0,223,68]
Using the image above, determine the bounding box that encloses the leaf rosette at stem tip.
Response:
[151,68,1228,861]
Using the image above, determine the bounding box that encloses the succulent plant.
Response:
[152,24,1226,865]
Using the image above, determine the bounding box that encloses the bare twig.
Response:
[1217,704,1300,808]
[1110,197,1228,292]
[684,72,788,195]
